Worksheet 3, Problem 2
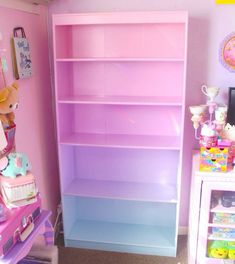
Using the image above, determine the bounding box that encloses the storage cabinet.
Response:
[189,152,235,264]
[53,11,188,256]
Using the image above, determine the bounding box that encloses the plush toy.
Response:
[208,240,228,259]
[0,82,19,128]
[0,152,31,178]
[227,242,235,259]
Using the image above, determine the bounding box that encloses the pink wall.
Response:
[0,5,60,221]
[48,0,235,227]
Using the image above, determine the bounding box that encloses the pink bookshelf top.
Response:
[58,95,183,106]
[63,178,178,203]
[53,11,188,26]
[59,133,181,150]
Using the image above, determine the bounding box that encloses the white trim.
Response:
[179,226,188,235]
[0,0,40,15]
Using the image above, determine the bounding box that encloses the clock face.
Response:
[220,33,235,72]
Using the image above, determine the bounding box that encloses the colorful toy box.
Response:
[213,212,235,224]
[0,195,41,258]
[200,146,229,172]
[0,172,38,208]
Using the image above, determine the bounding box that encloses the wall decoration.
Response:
[219,32,235,72]
[216,0,235,3]
[12,27,32,79]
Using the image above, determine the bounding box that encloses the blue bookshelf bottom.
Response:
[64,220,176,256]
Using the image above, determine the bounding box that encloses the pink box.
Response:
[0,172,38,208]
[0,195,41,258]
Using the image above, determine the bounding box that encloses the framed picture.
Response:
[216,0,235,3]
[219,32,235,72]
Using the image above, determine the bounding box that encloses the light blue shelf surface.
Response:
[64,219,176,256]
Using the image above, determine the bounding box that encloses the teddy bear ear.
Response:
[0,88,10,103]
[12,82,19,90]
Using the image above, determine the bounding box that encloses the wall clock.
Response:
[220,33,235,72]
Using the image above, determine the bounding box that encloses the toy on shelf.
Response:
[0,82,19,159]
[0,82,19,128]
[208,240,235,260]
[0,152,31,178]
[208,240,229,259]
[0,152,37,208]
[221,191,235,207]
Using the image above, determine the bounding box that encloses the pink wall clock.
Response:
[220,32,235,72]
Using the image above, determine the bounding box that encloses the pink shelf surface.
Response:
[53,11,188,25]
[208,235,235,242]
[63,178,177,202]
[56,58,184,62]
[211,204,235,213]
[59,133,181,150]
[58,95,183,106]
[1,210,51,264]
[208,223,235,228]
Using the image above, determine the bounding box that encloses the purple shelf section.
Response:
[2,210,51,264]
[59,133,181,150]
[58,95,183,106]
[63,179,178,203]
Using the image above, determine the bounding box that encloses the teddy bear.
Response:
[0,82,19,128]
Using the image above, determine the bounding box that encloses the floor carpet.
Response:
[58,235,188,264]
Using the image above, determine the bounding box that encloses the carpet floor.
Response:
[58,235,188,264]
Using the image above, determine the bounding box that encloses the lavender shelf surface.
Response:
[59,133,181,150]
[63,178,178,202]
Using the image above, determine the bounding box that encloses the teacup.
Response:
[189,105,207,116]
[201,85,219,102]
[215,106,227,122]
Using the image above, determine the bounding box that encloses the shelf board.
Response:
[58,95,183,106]
[208,234,235,242]
[56,57,184,62]
[211,204,235,213]
[63,178,178,203]
[59,133,181,150]
[66,219,176,250]
[208,223,235,228]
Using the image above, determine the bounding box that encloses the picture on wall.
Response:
[219,32,235,72]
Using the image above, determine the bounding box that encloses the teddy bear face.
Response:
[0,82,19,114]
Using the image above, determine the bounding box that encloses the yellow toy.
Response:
[228,242,235,260]
[208,240,228,259]
[0,82,19,128]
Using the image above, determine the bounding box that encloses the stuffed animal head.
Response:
[0,82,19,114]
[220,123,235,142]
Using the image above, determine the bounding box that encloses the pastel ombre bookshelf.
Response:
[52,11,188,256]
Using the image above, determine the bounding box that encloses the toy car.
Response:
[222,191,235,208]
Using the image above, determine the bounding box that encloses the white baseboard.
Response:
[179,226,188,235]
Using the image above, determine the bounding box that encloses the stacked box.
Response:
[200,147,229,172]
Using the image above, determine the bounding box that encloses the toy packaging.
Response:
[213,212,235,224]
[0,172,38,208]
[0,194,41,258]
[211,227,235,239]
